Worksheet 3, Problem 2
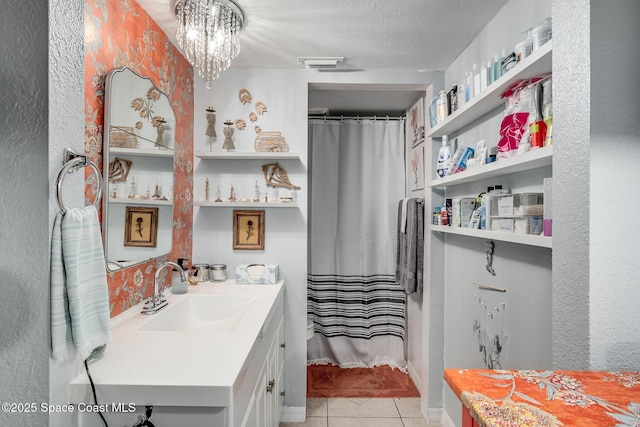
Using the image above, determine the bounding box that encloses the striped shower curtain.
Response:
[307,118,407,370]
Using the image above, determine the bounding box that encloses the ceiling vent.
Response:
[298,57,344,69]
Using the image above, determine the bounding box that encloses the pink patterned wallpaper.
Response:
[84,0,194,317]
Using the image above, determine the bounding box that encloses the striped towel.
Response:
[51,206,111,362]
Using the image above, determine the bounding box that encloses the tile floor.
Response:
[280,397,443,427]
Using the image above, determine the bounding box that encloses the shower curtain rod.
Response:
[308,114,405,122]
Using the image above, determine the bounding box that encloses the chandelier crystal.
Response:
[174,0,244,88]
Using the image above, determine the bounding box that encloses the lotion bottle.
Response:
[473,64,481,96]
[436,135,453,178]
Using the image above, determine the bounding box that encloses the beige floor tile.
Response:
[328,417,404,427]
[327,398,400,418]
[401,417,437,427]
[280,416,328,427]
[306,398,328,417]
[394,397,423,418]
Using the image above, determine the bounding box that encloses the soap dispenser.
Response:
[171,258,189,294]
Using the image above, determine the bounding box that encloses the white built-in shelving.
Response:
[429,145,552,188]
[427,40,552,138]
[430,225,552,248]
[195,151,300,160]
[194,151,302,210]
[429,41,553,248]
[109,147,174,158]
[108,197,172,206]
[194,201,298,208]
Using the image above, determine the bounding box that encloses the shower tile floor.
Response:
[279,398,443,427]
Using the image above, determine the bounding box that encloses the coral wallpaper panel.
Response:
[84,0,194,317]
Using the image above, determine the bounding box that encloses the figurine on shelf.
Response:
[222,120,235,151]
[128,176,137,198]
[215,185,222,202]
[228,183,237,203]
[155,117,166,148]
[151,180,163,200]
[253,180,260,202]
[205,107,217,138]
[205,178,210,201]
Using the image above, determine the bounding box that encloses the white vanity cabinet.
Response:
[69,282,285,427]
[236,292,285,427]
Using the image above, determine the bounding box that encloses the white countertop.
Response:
[69,280,284,407]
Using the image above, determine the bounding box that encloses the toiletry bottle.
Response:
[529,81,547,148]
[436,135,452,178]
[436,90,448,123]
[486,58,494,86]
[473,64,481,96]
[465,71,473,102]
[480,63,488,92]
[458,79,466,108]
[492,53,501,82]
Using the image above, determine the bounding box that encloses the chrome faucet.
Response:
[141,261,187,315]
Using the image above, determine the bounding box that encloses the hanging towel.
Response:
[51,206,111,362]
[395,198,425,294]
[400,198,410,233]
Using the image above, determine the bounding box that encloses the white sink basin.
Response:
[139,295,257,332]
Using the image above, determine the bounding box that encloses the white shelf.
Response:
[194,201,298,208]
[431,225,552,248]
[108,197,172,206]
[195,151,301,160]
[427,41,552,138]
[429,145,553,188]
[109,147,174,158]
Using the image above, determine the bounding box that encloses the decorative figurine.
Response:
[215,185,222,202]
[151,180,162,199]
[228,183,237,202]
[205,178,210,201]
[222,120,236,151]
[205,107,217,138]
[239,88,252,105]
[253,180,260,202]
[262,162,301,189]
[128,176,137,198]
[154,116,166,148]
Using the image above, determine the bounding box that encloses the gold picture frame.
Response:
[233,210,265,250]
[124,206,158,247]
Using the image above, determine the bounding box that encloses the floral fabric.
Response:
[445,369,640,427]
[84,0,194,317]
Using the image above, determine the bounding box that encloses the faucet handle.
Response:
[143,297,155,310]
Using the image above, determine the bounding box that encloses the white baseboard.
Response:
[406,360,422,393]
[424,408,442,424]
[442,409,456,427]
[280,406,306,423]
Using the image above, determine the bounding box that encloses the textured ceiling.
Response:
[136,0,509,113]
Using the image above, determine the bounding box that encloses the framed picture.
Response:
[409,142,425,191]
[124,206,158,247]
[233,210,265,250]
[408,97,425,147]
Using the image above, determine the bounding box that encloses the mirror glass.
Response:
[103,67,175,272]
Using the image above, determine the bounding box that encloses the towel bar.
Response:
[56,148,103,213]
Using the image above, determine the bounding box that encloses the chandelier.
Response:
[174,0,245,88]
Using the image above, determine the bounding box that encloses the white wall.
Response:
[0,1,50,425]
[47,2,87,427]
[436,0,553,423]
[193,69,310,410]
[589,0,640,370]
[193,69,442,413]
[551,0,591,370]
